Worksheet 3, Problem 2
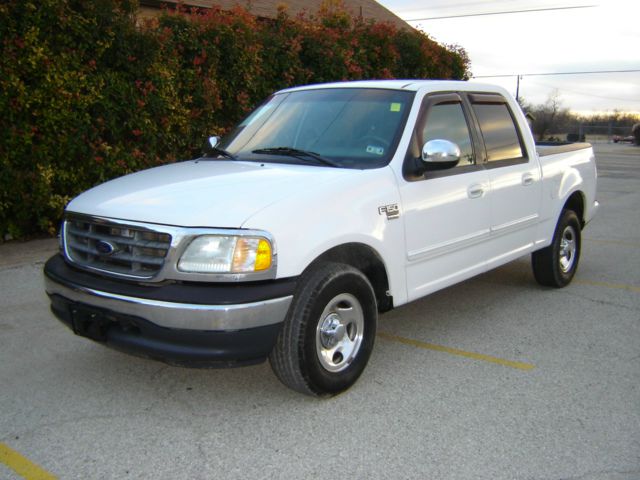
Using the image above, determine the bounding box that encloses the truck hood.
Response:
[67,160,354,228]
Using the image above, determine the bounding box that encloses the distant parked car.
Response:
[612,135,635,143]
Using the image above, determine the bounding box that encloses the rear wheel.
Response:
[269,262,377,396]
[532,209,581,287]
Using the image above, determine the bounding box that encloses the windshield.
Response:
[219,88,414,169]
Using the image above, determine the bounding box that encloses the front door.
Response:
[399,94,492,302]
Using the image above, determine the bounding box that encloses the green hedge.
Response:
[0,0,470,239]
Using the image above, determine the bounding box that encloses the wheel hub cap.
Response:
[559,225,577,273]
[319,314,347,349]
[315,293,365,373]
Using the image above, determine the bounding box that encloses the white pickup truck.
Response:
[44,80,598,396]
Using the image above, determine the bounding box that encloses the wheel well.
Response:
[564,192,585,228]
[310,243,393,313]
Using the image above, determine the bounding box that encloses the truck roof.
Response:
[277,79,510,96]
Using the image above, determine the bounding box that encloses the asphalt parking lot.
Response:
[1,143,639,480]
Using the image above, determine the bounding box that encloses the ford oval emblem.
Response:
[95,240,115,256]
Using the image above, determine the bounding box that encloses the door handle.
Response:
[522,173,535,186]
[467,184,485,199]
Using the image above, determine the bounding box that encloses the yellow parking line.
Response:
[574,279,640,293]
[0,443,57,480]
[377,331,535,371]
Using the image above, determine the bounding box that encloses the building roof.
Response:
[139,0,410,29]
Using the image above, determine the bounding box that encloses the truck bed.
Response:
[536,142,592,157]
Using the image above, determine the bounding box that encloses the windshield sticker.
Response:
[366,145,385,156]
[390,103,402,112]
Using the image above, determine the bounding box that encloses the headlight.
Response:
[178,235,272,274]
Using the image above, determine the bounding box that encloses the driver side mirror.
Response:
[421,139,461,168]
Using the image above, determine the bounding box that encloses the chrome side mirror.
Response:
[203,136,221,155]
[208,136,220,149]
[421,139,461,166]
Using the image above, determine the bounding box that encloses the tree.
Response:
[530,90,570,142]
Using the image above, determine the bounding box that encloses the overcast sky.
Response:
[377,0,640,114]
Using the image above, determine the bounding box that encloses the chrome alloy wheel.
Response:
[315,293,364,373]
[559,225,577,273]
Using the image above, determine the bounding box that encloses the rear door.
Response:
[467,94,542,267]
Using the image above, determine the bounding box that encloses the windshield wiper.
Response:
[202,147,236,160]
[252,147,340,167]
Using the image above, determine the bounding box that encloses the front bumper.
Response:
[44,255,295,367]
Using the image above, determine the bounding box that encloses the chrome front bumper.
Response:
[44,273,292,332]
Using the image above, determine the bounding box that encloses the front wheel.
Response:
[269,262,377,396]
[532,209,582,288]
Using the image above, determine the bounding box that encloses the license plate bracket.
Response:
[70,305,109,342]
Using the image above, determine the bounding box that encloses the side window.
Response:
[471,103,525,162]
[422,103,474,167]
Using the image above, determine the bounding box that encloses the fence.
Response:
[548,124,636,144]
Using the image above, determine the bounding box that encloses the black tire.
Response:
[532,209,582,288]
[269,262,377,397]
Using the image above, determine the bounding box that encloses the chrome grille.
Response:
[64,216,172,278]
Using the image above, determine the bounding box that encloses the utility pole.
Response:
[516,75,522,102]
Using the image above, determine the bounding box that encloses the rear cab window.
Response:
[468,93,527,166]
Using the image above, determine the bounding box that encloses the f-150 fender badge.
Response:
[378,204,400,220]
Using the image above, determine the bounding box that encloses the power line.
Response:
[473,69,640,78]
[403,4,597,21]
[526,79,640,104]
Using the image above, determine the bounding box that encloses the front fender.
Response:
[241,167,408,306]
